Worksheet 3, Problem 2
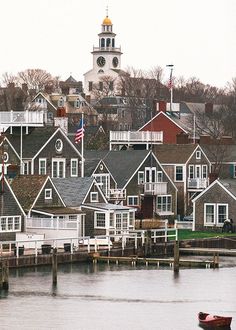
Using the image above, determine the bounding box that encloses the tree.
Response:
[91,75,115,100]
[1,72,18,87]
[17,69,59,91]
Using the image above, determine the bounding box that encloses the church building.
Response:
[84,12,123,99]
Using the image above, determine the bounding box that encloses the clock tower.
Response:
[84,11,123,98]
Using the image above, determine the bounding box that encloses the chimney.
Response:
[205,103,213,115]
[199,135,212,145]
[22,83,28,94]
[85,95,91,104]
[176,132,189,144]
[157,101,166,112]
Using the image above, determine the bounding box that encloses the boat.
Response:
[198,312,232,328]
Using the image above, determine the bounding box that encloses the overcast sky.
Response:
[1,0,235,88]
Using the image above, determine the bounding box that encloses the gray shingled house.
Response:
[52,177,136,237]
[192,179,236,232]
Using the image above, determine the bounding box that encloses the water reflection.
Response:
[0,263,235,330]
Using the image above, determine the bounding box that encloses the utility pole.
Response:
[166,64,174,112]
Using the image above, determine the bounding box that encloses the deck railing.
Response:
[110,131,163,143]
[26,218,78,230]
[144,182,168,195]
[188,178,208,189]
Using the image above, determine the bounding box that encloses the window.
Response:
[90,192,98,202]
[157,171,163,182]
[123,213,128,230]
[58,97,64,107]
[74,99,80,108]
[39,159,46,175]
[95,213,106,228]
[99,82,103,91]
[196,151,201,159]
[145,167,156,183]
[0,216,21,232]
[115,214,122,230]
[23,161,30,175]
[89,81,93,91]
[157,195,172,213]
[115,213,129,232]
[52,158,65,178]
[127,196,139,206]
[55,139,63,153]
[45,189,52,199]
[189,165,194,179]
[129,211,135,227]
[175,166,183,181]
[71,159,78,177]
[109,81,113,91]
[202,165,207,179]
[109,213,114,227]
[138,171,144,184]
[204,203,228,226]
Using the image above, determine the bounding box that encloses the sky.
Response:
[1,0,236,89]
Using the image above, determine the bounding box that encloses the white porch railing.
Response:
[188,178,208,189]
[144,182,167,195]
[108,188,126,200]
[26,218,78,230]
[110,131,163,144]
[175,220,193,230]
[0,110,45,125]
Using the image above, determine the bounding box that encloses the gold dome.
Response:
[102,16,112,25]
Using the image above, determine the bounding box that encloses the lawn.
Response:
[177,229,236,240]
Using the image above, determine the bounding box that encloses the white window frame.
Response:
[94,212,106,228]
[204,203,228,226]
[175,165,184,182]
[90,192,98,202]
[189,165,194,179]
[23,161,30,175]
[145,167,156,183]
[127,195,139,206]
[202,165,208,179]
[93,174,110,197]
[71,159,78,177]
[196,151,201,159]
[39,158,47,175]
[138,171,144,184]
[45,188,52,200]
[0,216,21,232]
[157,195,172,214]
[52,158,66,178]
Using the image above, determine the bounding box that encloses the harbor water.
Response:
[0,262,236,330]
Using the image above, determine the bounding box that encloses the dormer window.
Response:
[58,97,64,107]
[74,99,80,108]
[196,151,201,159]
[90,192,98,202]
[45,189,52,200]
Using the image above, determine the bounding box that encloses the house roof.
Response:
[10,175,48,211]
[103,150,150,187]
[154,144,197,163]
[52,177,95,207]
[218,179,236,197]
[201,144,236,162]
[33,207,83,215]
[6,126,58,158]
[84,150,110,176]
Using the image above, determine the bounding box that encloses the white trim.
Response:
[39,158,47,175]
[32,92,57,110]
[196,150,201,159]
[204,203,228,226]
[45,188,52,200]
[51,158,66,178]
[0,215,21,232]
[70,158,78,177]
[90,191,99,202]
[127,195,139,206]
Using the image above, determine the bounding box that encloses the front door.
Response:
[141,196,154,218]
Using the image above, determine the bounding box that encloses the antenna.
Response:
[106,5,109,17]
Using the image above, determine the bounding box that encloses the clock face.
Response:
[55,139,63,153]
[97,56,106,67]
[112,57,119,68]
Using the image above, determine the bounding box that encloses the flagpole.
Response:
[81,112,84,178]
[166,64,174,112]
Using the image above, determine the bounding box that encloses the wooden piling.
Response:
[2,260,9,290]
[174,240,180,273]
[52,248,57,285]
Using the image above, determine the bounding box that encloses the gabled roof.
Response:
[139,111,188,133]
[103,150,150,187]
[192,178,236,203]
[6,126,58,158]
[10,175,49,211]
[51,177,106,207]
[201,144,236,163]
[84,150,110,176]
[65,75,77,83]
[154,144,198,164]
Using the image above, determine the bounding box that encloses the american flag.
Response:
[167,70,173,89]
[74,118,85,144]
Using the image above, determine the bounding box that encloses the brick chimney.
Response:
[205,103,213,115]
[176,132,190,144]
[199,135,212,144]
[157,101,167,112]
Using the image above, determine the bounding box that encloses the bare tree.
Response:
[17,69,59,92]
[1,72,18,87]
[91,75,115,101]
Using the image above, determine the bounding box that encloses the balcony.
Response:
[0,110,45,132]
[26,217,78,230]
[188,178,208,189]
[110,131,163,149]
[108,188,126,200]
[93,46,121,52]
[144,182,168,195]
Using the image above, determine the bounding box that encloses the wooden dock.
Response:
[92,255,217,268]
[180,247,236,256]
